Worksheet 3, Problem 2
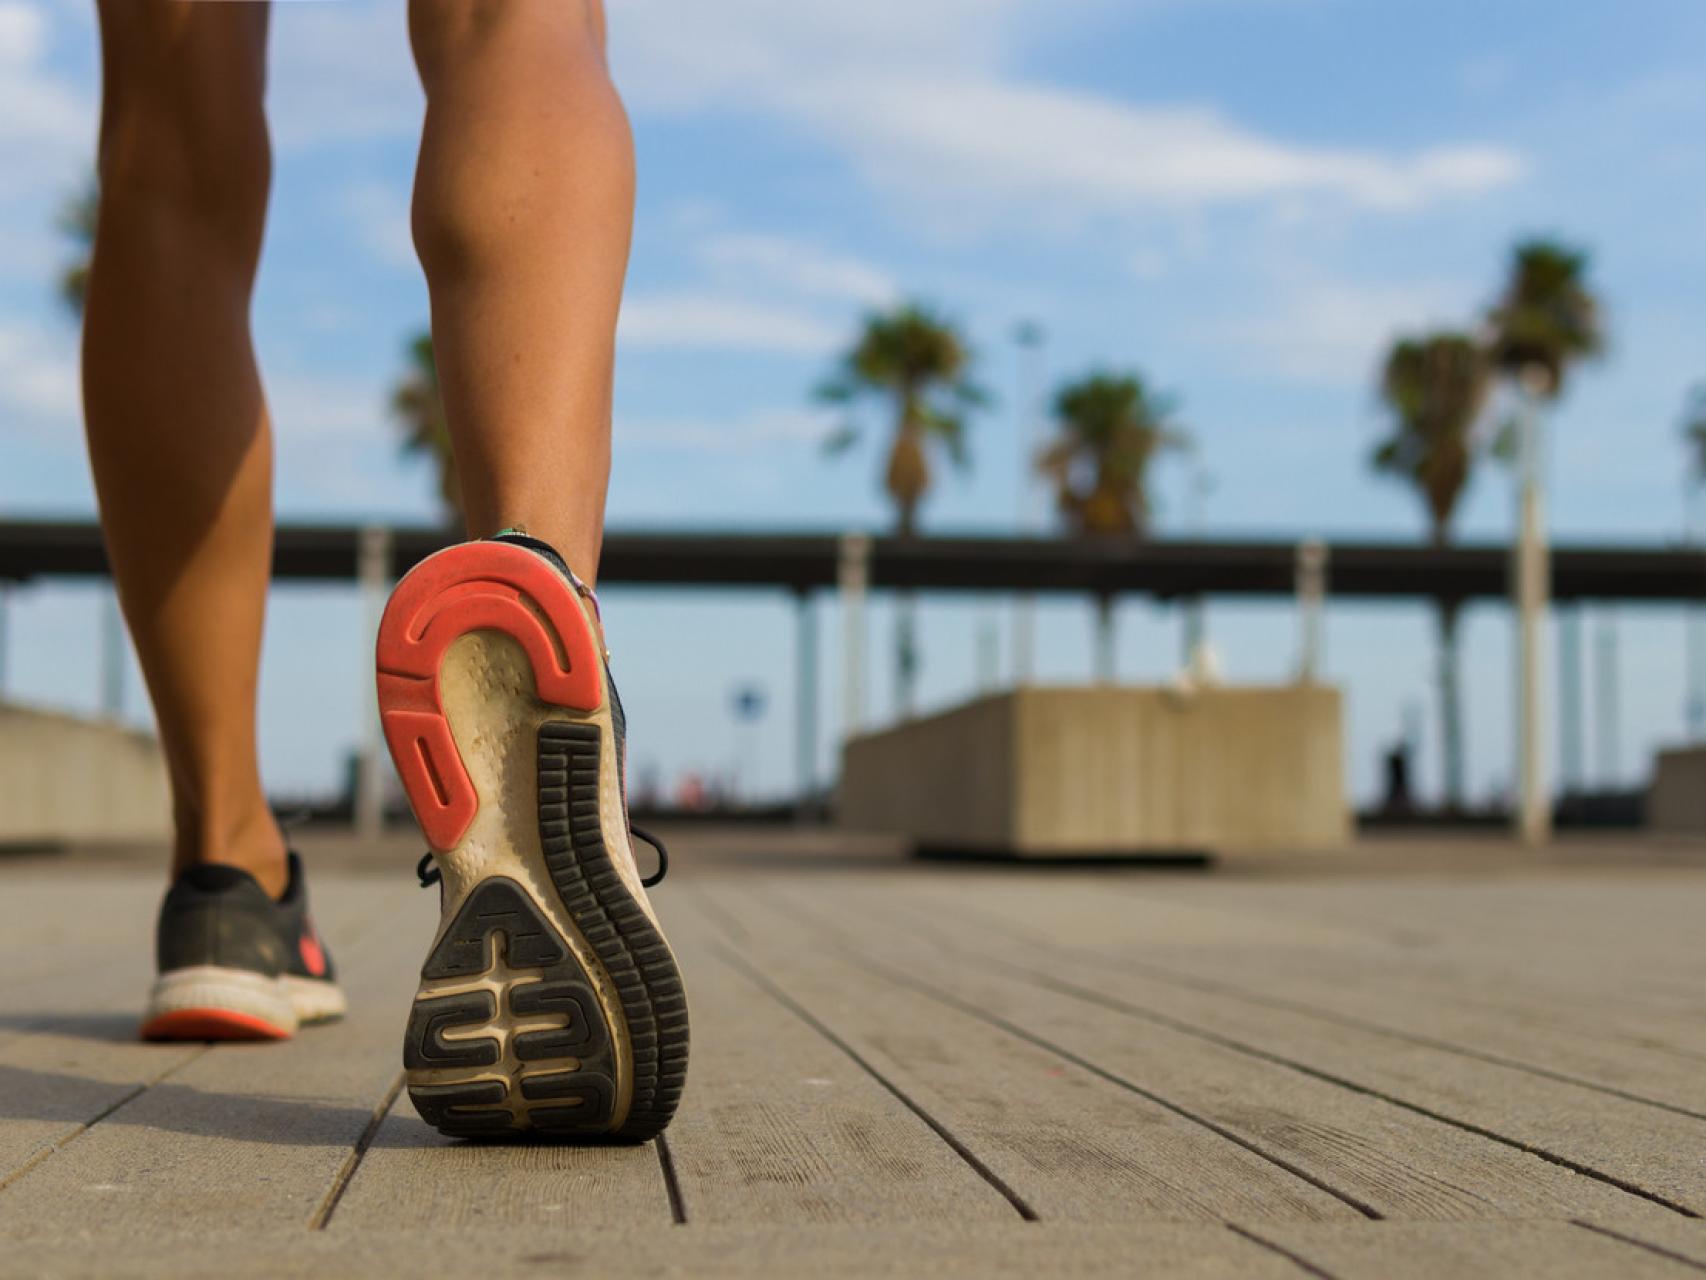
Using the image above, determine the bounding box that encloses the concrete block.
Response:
[1648,745,1706,832]
[839,685,1350,856]
[0,702,170,846]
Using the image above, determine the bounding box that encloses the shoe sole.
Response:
[376,541,688,1141]
[140,966,346,1041]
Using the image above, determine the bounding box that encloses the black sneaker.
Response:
[376,531,689,1139]
[140,852,347,1041]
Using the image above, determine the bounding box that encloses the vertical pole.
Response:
[1182,463,1213,673]
[100,589,125,719]
[975,616,999,694]
[1687,480,1706,741]
[894,592,918,722]
[1514,386,1550,845]
[838,532,870,742]
[355,524,391,839]
[1092,593,1116,684]
[1295,539,1327,683]
[1558,605,1584,796]
[794,589,818,815]
[1691,605,1706,743]
[0,582,9,699]
[1595,611,1620,788]
[1182,598,1205,672]
[1012,321,1045,687]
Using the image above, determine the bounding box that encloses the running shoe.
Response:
[376,531,688,1140]
[141,852,346,1041]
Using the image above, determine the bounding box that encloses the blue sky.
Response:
[1,0,1702,806]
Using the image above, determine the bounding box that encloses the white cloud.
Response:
[0,319,79,427]
[613,0,1525,225]
[341,180,416,270]
[267,2,420,148]
[268,371,388,445]
[618,292,840,354]
[0,0,92,172]
[1216,275,1473,386]
[697,232,897,307]
[617,406,828,455]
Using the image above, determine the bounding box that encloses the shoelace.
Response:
[416,824,669,890]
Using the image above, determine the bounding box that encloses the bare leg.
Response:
[84,2,285,897]
[409,0,634,584]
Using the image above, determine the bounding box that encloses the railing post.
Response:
[0,582,9,698]
[1093,592,1116,684]
[794,588,818,815]
[355,524,392,839]
[1559,605,1583,795]
[1295,539,1328,683]
[838,532,870,742]
[1513,387,1550,846]
[100,590,125,720]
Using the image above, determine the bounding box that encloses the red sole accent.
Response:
[140,1009,293,1042]
[376,542,603,852]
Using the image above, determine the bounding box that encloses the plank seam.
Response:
[798,928,1386,1222]
[308,1070,405,1230]
[655,1133,688,1225]
[872,893,1706,1220]
[1224,1223,1341,1280]
[707,940,1041,1223]
[0,1045,208,1194]
[936,898,1706,1127]
[1570,1220,1706,1273]
[1006,964,1704,1221]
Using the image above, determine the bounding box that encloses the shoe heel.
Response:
[375,542,603,851]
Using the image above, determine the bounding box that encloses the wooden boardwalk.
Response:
[2,832,1705,1277]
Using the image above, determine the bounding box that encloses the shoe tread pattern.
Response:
[404,878,618,1138]
[537,721,689,1141]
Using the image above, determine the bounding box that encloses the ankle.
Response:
[173,801,289,898]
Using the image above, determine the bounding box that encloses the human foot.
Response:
[141,852,345,1040]
[377,532,688,1139]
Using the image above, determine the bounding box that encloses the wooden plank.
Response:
[899,873,1706,1111]
[0,874,424,1237]
[327,1113,673,1232]
[1571,1219,1706,1271]
[1249,1222,1706,1279]
[696,885,1356,1225]
[0,1224,1303,1278]
[0,867,395,1190]
[643,898,1024,1226]
[762,880,1691,1225]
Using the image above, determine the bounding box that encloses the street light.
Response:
[1012,320,1045,687]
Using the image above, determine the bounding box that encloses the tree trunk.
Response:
[895,502,918,720]
[1437,598,1464,813]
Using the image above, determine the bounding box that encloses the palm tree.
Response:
[56,179,98,318]
[1683,384,1706,489]
[818,302,986,535]
[1487,238,1602,841]
[391,331,460,518]
[1373,332,1493,811]
[1487,239,1603,397]
[1038,371,1185,538]
[1683,385,1706,742]
[818,303,986,717]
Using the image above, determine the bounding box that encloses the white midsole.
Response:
[422,627,637,1125]
[145,965,347,1031]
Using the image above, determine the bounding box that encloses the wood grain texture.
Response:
[0,876,424,1239]
[636,901,1022,1225]
[697,885,1356,1225]
[1,841,1703,1276]
[765,880,1691,1226]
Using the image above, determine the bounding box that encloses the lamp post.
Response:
[1513,376,1550,846]
[1012,320,1045,686]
